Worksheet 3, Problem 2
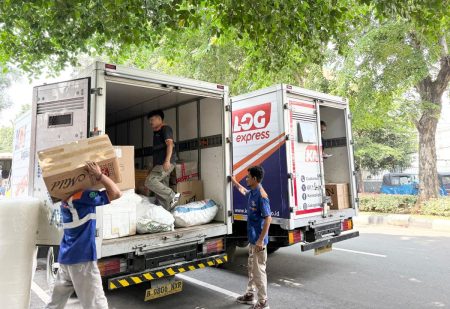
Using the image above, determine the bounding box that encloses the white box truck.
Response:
[21,61,233,296]
[229,84,359,255]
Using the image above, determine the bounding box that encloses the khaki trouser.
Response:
[145,164,175,210]
[46,261,108,309]
[246,244,268,302]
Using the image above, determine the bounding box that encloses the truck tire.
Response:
[46,246,59,290]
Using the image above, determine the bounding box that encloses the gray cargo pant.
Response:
[145,164,176,209]
[246,244,268,302]
[46,261,108,309]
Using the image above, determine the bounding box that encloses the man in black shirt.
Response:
[145,110,180,210]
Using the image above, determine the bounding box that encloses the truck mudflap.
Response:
[301,231,359,252]
[108,253,228,290]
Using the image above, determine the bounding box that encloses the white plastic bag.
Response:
[136,197,175,234]
[110,189,143,207]
[172,199,219,228]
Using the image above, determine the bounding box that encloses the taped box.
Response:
[37,135,121,200]
[175,161,198,183]
[325,183,350,210]
[171,180,204,205]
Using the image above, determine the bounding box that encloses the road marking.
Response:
[176,274,241,299]
[31,281,51,304]
[333,247,387,258]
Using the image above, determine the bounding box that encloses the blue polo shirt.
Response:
[246,186,271,245]
[58,190,109,265]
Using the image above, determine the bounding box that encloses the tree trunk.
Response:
[416,113,440,202]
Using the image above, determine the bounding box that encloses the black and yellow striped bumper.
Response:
[108,253,228,290]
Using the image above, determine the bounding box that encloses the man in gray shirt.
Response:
[145,110,180,209]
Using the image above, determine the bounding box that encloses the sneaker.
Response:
[236,293,256,305]
[169,193,181,209]
[252,300,270,309]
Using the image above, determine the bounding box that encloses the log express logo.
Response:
[232,103,271,143]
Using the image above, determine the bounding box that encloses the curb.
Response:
[354,213,450,232]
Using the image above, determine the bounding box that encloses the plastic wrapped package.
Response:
[172,199,219,228]
[136,197,175,234]
[0,198,40,309]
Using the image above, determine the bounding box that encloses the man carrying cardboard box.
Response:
[46,161,122,309]
[145,110,180,210]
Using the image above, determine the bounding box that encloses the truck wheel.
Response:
[46,247,59,290]
[267,246,280,254]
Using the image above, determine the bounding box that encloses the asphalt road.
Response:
[30,225,450,309]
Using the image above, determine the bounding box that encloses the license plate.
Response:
[144,280,183,301]
[314,244,332,256]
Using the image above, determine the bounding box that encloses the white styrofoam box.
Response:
[102,190,140,240]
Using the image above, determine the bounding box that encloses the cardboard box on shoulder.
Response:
[325,183,350,210]
[114,146,135,191]
[37,135,121,200]
[171,180,203,205]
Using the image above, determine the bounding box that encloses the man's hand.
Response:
[230,175,238,185]
[85,161,102,180]
[163,160,171,172]
[255,239,264,252]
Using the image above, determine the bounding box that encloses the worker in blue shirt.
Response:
[46,161,122,309]
[232,166,272,309]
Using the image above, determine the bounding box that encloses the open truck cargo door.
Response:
[31,78,91,245]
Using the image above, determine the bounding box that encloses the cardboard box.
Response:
[135,169,149,186]
[37,135,121,200]
[114,146,135,191]
[102,190,137,240]
[175,161,198,183]
[172,180,204,205]
[325,183,350,210]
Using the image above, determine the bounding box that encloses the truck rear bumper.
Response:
[301,231,359,251]
[108,253,227,290]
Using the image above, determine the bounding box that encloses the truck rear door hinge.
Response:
[90,87,103,96]
[228,210,233,217]
[225,105,231,112]
[348,113,353,120]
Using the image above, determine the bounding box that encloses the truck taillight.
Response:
[203,238,224,255]
[98,258,127,277]
[288,230,302,245]
[342,219,353,231]
[105,63,117,70]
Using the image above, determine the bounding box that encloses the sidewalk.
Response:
[354,212,450,232]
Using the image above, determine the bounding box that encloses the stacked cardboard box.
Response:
[325,183,350,210]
